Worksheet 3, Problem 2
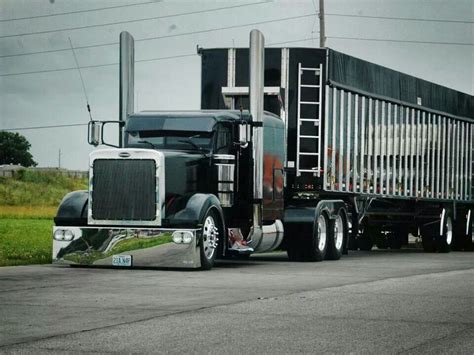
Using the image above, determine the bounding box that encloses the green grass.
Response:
[0,218,53,266]
[0,170,86,266]
[0,170,87,207]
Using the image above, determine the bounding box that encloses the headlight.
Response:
[54,229,64,241]
[63,230,74,241]
[54,229,75,241]
[172,231,183,244]
[172,231,193,244]
[182,232,193,244]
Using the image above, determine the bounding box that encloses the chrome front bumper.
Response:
[52,226,201,269]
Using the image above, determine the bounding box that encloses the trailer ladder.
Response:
[296,63,323,177]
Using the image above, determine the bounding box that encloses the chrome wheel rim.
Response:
[317,215,327,251]
[446,217,453,245]
[334,214,344,250]
[202,215,219,259]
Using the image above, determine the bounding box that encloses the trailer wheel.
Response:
[326,211,345,260]
[304,214,328,262]
[452,210,473,251]
[199,209,221,270]
[436,214,453,253]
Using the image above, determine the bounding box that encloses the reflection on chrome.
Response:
[52,227,201,268]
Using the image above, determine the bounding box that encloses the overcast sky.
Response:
[0,0,472,170]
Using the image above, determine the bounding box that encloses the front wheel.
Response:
[199,209,221,270]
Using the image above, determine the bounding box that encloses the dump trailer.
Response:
[52,30,473,270]
[200,46,474,255]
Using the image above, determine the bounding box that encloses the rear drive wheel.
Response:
[199,210,221,270]
[305,214,328,262]
[326,211,345,260]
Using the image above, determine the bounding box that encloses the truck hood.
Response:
[161,150,211,210]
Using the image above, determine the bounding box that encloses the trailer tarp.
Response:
[328,49,473,119]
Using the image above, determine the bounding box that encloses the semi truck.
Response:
[52,30,473,269]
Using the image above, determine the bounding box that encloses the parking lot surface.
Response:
[0,249,473,354]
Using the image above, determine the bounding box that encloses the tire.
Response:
[436,214,453,253]
[304,214,328,262]
[452,210,473,251]
[326,211,345,260]
[199,209,221,270]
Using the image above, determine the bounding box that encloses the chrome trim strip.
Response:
[353,94,359,193]
[367,98,373,194]
[339,90,345,191]
[346,92,351,192]
[360,96,366,193]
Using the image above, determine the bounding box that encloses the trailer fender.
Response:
[54,190,88,226]
[284,200,349,252]
[284,200,347,224]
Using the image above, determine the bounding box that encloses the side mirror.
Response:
[88,121,102,146]
[88,120,125,147]
[238,120,250,148]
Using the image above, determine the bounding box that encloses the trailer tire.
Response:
[452,210,473,251]
[304,214,328,262]
[326,211,345,260]
[436,214,453,253]
[199,209,221,270]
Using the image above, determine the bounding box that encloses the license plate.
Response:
[112,254,132,267]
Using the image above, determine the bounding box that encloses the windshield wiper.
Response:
[137,140,157,149]
[177,135,203,151]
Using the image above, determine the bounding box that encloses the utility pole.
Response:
[58,149,61,169]
[319,0,326,48]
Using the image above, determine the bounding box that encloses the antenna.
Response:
[68,37,93,121]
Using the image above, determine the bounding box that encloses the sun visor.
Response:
[125,114,216,132]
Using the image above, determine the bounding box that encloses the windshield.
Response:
[126,130,213,152]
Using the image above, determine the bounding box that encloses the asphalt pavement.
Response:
[0,249,473,354]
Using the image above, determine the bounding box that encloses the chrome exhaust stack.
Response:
[248,29,265,245]
[119,31,135,147]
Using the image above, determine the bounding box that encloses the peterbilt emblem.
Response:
[119,152,131,158]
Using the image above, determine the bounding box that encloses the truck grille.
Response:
[92,159,156,221]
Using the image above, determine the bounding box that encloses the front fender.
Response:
[166,193,224,227]
[54,190,88,226]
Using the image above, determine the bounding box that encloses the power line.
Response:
[0,1,270,39]
[0,53,197,77]
[325,13,474,24]
[0,13,314,59]
[0,1,158,22]
[328,36,474,46]
[1,123,88,131]
[268,37,318,46]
